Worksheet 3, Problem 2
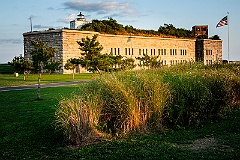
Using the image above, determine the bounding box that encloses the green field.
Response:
[0,80,239,159]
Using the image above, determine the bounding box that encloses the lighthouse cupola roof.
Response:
[77,12,85,20]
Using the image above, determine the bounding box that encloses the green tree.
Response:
[209,35,221,40]
[30,40,57,73]
[81,18,194,38]
[158,24,194,38]
[8,55,33,80]
[136,54,162,69]
[64,59,77,79]
[120,57,136,71]
[44,58,62,74]
[77,34,104,75]
[30,40,58,99]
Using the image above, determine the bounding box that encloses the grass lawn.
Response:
[0,73,96,87]
[0,86,239,159]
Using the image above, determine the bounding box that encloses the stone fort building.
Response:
[23,14,222,74]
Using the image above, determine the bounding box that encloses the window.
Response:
[139,49,141,55]
[125,48,127,55]
[118,48,120,55]
[170,49,177,55]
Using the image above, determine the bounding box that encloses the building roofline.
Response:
[192,25,208,27]
[23,29,63,36]
[23,28,220,42]
[196,39,223,42]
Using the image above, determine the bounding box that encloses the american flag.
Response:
[216,16,228,28]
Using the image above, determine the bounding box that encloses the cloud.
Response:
[47,7,54,10]
[0,39,22,44]
[33,25,54,29]
[58,14,76,23]
[63,0,135,16]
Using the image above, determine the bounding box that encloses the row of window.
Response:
[206,50,213,55]
[180,49,187,55]
[170,60,187,65]
[140,48,186,56]
[111,48,121,55]
[206,60,213,65]
[170,49,177,55]
[137,59,188,65]
[110,48,187,56]
[125,48,134,55]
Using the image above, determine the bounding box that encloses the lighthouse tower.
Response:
[70,12,89,29]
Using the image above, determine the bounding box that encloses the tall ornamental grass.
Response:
[55,63,240,145]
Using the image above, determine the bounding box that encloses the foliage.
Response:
[77,34,103,74]
[80,18,194,38]
[56,94,102,145]
[64,59,77,79]
[119,57,136,71]
[209,35,221,40]
[0,64,16,74]
[56,63,240,145]
[8,55,33,73]
[158,24,194,38]
[80,18,125,35]
[136,54,162,69]
[30,40,58,73]
[44,58,62,74]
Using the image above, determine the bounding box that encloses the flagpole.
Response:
[227,12,230,63]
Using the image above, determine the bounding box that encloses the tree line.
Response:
[80,18,195,38]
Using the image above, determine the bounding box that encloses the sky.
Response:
[0,0,239,63]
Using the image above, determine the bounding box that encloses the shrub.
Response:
[55,94,102,145]
[55,63,240,145]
